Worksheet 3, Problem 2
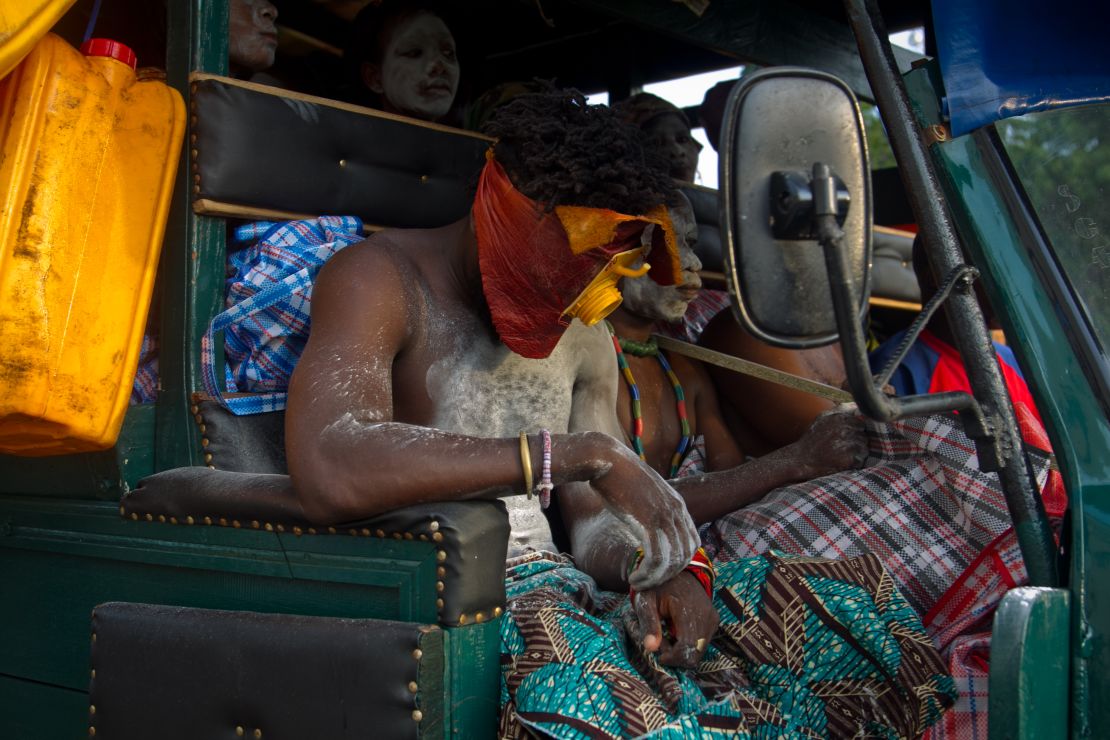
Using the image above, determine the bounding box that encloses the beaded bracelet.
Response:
[518,431,534,500]
[537,428,554,509]
[626,547,716,600]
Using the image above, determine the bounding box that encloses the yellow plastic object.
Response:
[561,249,651,327]
[0,33,185,455]
[0,0,78,80]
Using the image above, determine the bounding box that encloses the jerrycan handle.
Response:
[79,38,137,69]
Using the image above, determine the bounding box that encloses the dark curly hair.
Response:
[481,88,677,214]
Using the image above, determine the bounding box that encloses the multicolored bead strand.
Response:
[606,322,694,478]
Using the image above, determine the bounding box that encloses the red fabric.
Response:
[473,155,677,358]
[920,330,1043,427]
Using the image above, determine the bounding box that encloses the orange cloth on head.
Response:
[473,153,680,359]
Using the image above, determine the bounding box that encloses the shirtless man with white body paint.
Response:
[349,0,460,122]
[286,89,710,661]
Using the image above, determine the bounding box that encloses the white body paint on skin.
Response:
[422,320,603,555]
[229,0,278,73]
[619,194,703,324]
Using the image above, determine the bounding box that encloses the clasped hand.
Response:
[632,570,718,668]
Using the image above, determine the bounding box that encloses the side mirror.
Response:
[719,67,872,348]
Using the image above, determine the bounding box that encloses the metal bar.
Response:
[654,335,853,403]
[841,0,1058,585]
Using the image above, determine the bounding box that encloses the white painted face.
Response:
[365,11,459,122]
[229,0,278,73]
[642,113,702,183]
[620,195,702,324]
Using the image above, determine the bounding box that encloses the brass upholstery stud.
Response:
[190,405,199,415]
[404,532,413,540]
[476,612,485,623]
[89,705,96,715]
[233,520,241,528]
[419,174,429,184]
[236,728,244,738]
[91,633,97,643]
[201,437,210,447]
[436,581,445,592]
[493,607,503,618]
[412,710,424,722]
[308,528,317,535]
[199,424,207,434]
[88,728,96,737]
[220,518,228,527]
[194,414,203,424]
[339,158,347,168]
[158,515,166,523]
[436,567,446,578]
[264,523,273,532]
[376,529,385,538]
[419,534,428,541]
[276,524,285,533]
[436,599,444,609]
[293,526,303,536]
[412,648,423,660]
[432,532,443,543]
[251,520,260,529]
[436,550,446,563]
[130,513,138,521]
[361,528,371,536]
[349,529,358,536]
[429,521,440,532]
[253,730,262,739]
[392,532,402,540]
[145,513,153,522]
[408,681,418,693]
[327,527,336,534]
[204,516,212,525]
[458,613,468,625]
[118,506,125,516]
[186,516,195,525]
[170,517,178,524]
[91,669,96,679]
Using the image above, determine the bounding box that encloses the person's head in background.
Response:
[229,0,278,78]
[614,93,702,183]
[698,78,738,152]
[349,0,459,122]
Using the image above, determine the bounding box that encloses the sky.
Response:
[589,29,926,189]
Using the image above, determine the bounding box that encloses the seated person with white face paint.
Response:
[229,0,279,80]
[347,0,459,123]
[604,193,868,526]
[284,88,953,737]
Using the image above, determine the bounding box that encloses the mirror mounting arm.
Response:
[812,163,989,432]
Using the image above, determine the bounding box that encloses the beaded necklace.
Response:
[605,322,693,478]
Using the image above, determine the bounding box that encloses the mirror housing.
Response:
[719,67,872,348]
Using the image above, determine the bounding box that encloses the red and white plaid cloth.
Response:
[701,410,1064,737]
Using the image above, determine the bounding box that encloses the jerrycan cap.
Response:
[80,39,138,70]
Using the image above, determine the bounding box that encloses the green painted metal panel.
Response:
[444,619,502,739]
[0,497,445,692]
[157,0,231,471]
[0,675,89,740]
[989,587,1070,740]
[0,404,156,500]
[906,65,1110,739]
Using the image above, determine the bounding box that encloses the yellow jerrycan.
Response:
[0,0,78,80]
[0,34,185,455]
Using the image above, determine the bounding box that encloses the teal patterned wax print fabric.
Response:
[498,550,955,739]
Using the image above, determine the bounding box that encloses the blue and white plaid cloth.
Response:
[201,216,364,415]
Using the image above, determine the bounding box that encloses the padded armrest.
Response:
[872,227,921,303]
[89,602,442,739]
[122,467,510,625]
[190,74,492,228]
[193,397,286,474]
